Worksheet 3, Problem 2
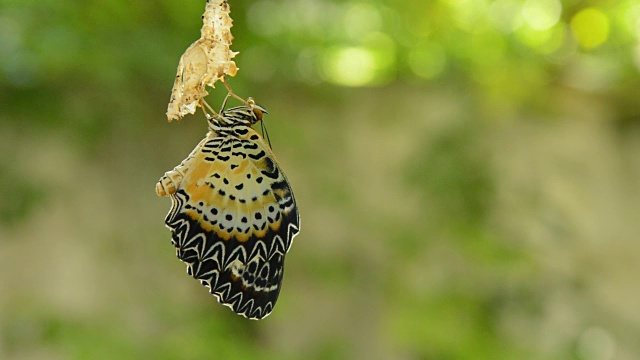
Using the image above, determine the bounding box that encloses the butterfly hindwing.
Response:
[160,120,299,320]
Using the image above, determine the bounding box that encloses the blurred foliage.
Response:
[1,0,639,359]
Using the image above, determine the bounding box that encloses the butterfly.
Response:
[156,98,300,319]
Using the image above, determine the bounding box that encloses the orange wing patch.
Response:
[173,136,284,242]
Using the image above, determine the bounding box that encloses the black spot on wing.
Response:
[248,150,266,160]
[235,128,249,136]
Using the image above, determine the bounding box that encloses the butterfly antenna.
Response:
[261,119,273,150]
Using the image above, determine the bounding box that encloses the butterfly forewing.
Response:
[158,108,300,320]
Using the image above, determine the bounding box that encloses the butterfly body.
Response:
[157,103,300,319]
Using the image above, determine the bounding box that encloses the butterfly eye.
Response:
[246,98,268,122]
[252,107,264,121]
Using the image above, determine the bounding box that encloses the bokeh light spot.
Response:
[570,8,610,49]
[488,0,524,33]
[323,47,377,87]
[450,0,491,33]
[522,0,562,30]
[516,23,565,54]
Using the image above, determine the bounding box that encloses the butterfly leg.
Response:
[199,98,219,119]
[220,78,250,112]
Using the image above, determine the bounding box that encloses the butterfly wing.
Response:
[158,128,300,319]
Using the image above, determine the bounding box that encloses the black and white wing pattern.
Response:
[156,104,300,319]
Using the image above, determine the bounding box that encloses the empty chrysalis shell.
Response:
[167,0,239,122]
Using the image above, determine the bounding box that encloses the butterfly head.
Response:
[212,97,268,128]
[246,97,268,123]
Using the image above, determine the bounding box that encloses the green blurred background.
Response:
[1,0,639,359]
